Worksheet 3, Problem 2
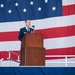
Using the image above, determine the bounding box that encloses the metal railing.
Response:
[46,55,75,67]
[0,58,4,66]
[0,50,75,66]
[7,50,20,66]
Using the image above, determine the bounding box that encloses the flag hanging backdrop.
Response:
[0,0,75,64]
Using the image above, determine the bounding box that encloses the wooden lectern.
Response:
[20,33,45,66]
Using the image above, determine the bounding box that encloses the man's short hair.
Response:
[25,20,30,23]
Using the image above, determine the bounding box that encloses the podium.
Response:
[20,33,45,66]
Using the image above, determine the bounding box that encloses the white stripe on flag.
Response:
[44,36,75,49]
[0,36,75,51]
[0,41,21,51]
[0,15,75,32]
[32,15,75,30]
[62,0,75,6]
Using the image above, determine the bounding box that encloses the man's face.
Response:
[25,20,31,28]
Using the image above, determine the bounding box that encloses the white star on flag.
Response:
[30,1,34,5]
[38,7,42,11]
[0,4,4,8]
[23,8,27,12]
[52,6,56,10]
[8,9,12,13]
[15,2,19,6]
[45,0,48,3]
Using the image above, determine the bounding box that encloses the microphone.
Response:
[31,25,35,33]
[32,25,35,28]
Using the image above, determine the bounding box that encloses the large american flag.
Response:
[0,0,75,64]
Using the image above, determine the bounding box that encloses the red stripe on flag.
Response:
[35,25,75,39]
[46,47,75,60]
[46,47,75,55]
[0,51,8,59]
[0,31,19,41]
[0,25,75,41]
[0,47,75,60]
[63,4,75,16]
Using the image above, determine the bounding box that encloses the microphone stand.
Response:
[31,25,35,33]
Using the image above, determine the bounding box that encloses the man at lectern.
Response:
[18,20,34,41]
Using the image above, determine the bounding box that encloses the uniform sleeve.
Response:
[18,29,23,41]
